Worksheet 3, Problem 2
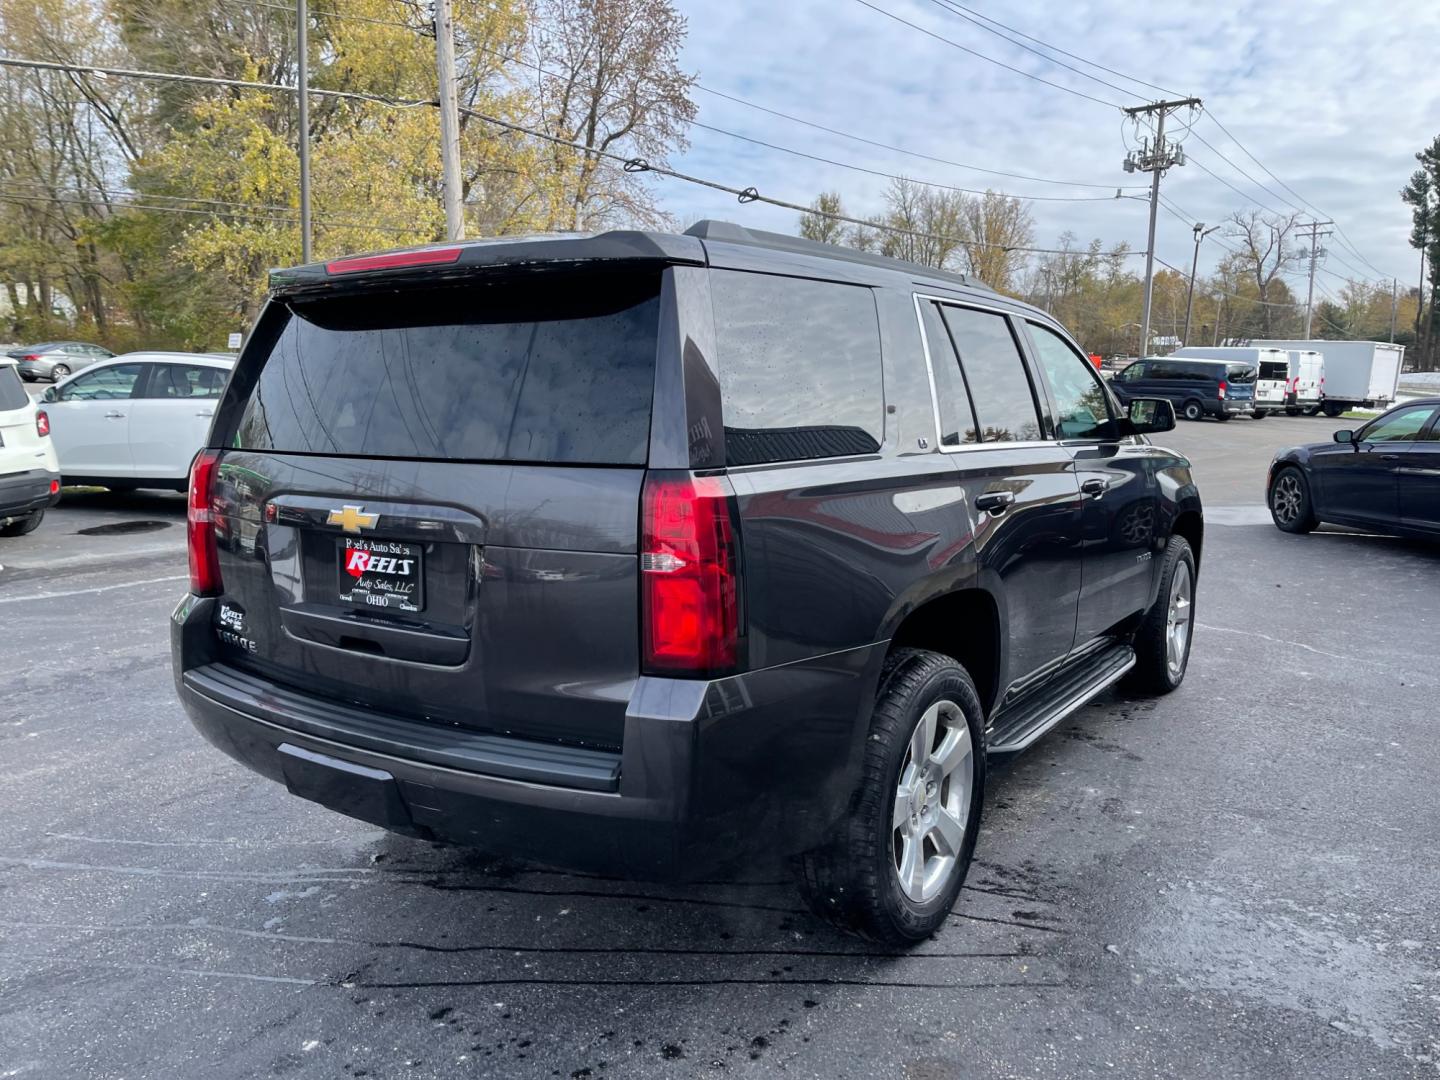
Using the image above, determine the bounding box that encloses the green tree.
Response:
[1401,136,1440,365]
[798,191,847,245]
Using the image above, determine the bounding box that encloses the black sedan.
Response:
[1267,397,1440,538]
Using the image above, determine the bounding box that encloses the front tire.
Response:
[797,649,985,944]
[1252,410,1267,419]
[49,363,70,381]
[1269,466,1318,534]
[1126,536,1196,695]
[0,510,44,537]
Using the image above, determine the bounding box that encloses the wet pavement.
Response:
[1,418,1437,1078]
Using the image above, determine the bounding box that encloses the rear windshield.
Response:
[1259,361,1289,379]
[1226,364,1256,383]
[0,365,28,411]
[231,275,660,465]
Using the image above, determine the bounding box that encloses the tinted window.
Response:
[145,363,228,400]
[1116,361,1146,382]
[1226,364,1255,383]
[1362,406,1435,443]
[712,271,883,466]
[57,364,142,401]
[234,276,660,465]
[1259,361,1288,380]
[0,365,27,410]
[940,306,1041,442]
[1028,323,1112,440]
[920,302,978,446]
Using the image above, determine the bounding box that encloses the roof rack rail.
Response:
[683,219,995,294]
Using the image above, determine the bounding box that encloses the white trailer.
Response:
[1253,339,1404,416]
[1170,346,1291,416]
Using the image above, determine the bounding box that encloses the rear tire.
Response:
[0,510,44,537]
[1126,536,1196,695]
[1181,400,1204,422]
[796,649,985,945]
[1269,466,1318,534]
[1285,407,1300,416]
[1323,402,1346,417]
[1215,412,1232,421]
[1252,410,1267,419]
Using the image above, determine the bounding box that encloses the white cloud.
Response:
[660,0,1440,292]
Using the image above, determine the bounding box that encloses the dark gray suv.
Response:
[171,222,1202,943]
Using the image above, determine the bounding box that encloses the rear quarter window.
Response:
[711,271,883,466]
[230,274,661,465]
[0,365,28,411]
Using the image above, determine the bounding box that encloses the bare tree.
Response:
[798,191,847,245]
[1225,210,1302,336]
[529,0,697,229]
[878,177,966,270]
[959,190,1033,292]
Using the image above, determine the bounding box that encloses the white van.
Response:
[1283,349,1324,414]
[1169,346,1292,417]
[0,356,61,536]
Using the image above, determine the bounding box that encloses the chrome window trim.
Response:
[910,291,1055,454]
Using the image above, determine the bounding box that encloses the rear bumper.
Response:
[0,468,60,520]
[15,361,51,380]
[1217,401,1252,415]
[171,594,882,880]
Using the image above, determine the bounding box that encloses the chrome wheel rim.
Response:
[1165,561,1193,679]
[893,700,973,903]
[1271,473,1302,525]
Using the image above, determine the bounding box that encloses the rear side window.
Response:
[233,275,660,465]
[0,365,27,410]
[940,306,1041,442]
[920,302,977,445]
[1259,361,1288,380]
[1227,364,1256,383]
[145,364,229,399]
[711,271,883,466]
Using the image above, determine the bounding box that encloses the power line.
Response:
[0,54,1145,258]
[1154,255,1304,308]
[848,0,1129,110]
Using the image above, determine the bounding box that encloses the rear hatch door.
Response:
[1224,363,1255,405]
[0,364,49,475]
[207,271,664,750]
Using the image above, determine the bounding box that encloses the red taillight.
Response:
[22,354,41,362]
[35,409,49,437]
[1218,380,1227,399]
[640,472,739,675]
[48,479,59,494]
[187,449,223,596]
[325,246,463,274]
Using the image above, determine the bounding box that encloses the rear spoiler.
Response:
[267,230,706,298]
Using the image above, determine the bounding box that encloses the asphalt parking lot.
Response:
[2,415,1437,1079]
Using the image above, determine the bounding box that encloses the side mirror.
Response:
[40,386,57,404]
[1127,397,1175,434]
[1332,429,1354,444]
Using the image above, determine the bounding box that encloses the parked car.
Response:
[40,352,234,491]
[1169,346,1290,417]
[1109,355,1256,420]
[0,357,61,536]
[8,341,114,382]
[171,222,1203,944]
[1282,349,1325,415]
[1267,398,1440,539]
[1254,339,1404,416]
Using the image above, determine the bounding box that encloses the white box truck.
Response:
[1170,346,1291,416]
[1253,340,1404,416]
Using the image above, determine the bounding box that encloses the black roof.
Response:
[266,219,1003,301]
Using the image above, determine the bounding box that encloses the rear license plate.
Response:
[337,537,425,613]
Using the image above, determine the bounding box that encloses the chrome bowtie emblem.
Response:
[326,504,378,534]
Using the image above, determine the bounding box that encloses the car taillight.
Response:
[22,354,40,362]
[35,410,49,436]
[640,471,739,676]
[1218,380,1227,399]
[187,449,223,596]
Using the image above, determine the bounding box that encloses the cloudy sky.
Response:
[663,0,1440,298]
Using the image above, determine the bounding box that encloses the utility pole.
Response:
[1040,266,1054,314]
[1123,97,1202,359]
[1183,221,1220,346]
[1299,219,1334,338]
[1390,278,1398,344]
[296,0,311,262]
[434,0,464,241]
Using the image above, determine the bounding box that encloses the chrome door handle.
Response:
[103,411,125,419]
[975,490,1015,514]
[1081,478,1110,498]
[195,411,214,418]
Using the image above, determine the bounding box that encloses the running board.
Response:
[986,643,1136,754]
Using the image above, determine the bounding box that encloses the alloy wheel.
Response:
[1165,561,1193,679]
[893,699,974,903]
[1271,473,1302,525]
